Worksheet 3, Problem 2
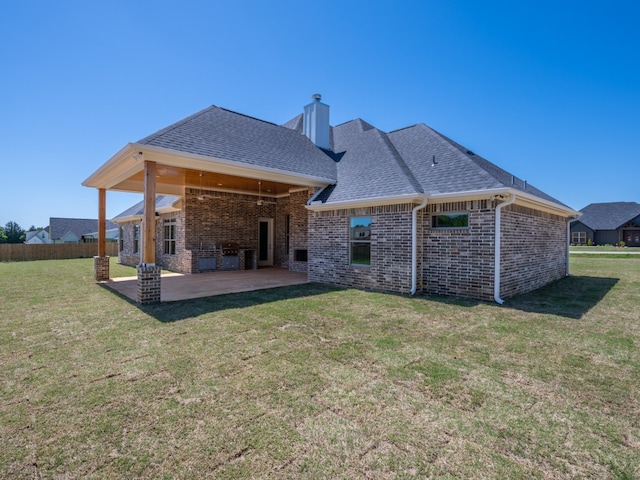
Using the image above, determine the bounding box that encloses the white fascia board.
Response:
[134,144,335,187]
[306,193,427,211]
[429,188,579,217]
[82,144,142,189]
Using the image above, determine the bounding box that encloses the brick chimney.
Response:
[303,94,330,150]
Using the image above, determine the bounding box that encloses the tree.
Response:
[0,226,6,243]
[4,221,25,244]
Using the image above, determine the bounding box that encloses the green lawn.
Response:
[1,257,639,479]
[570,245,632,252]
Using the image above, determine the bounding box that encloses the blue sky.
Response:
[1,0,638,229]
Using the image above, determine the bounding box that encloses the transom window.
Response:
[350,216,371,266]
[431,213,469,229]
[164,219,176,255]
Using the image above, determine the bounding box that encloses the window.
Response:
[431,213,469,229]
[119,226,124,252]
[350,216,371,266]
[164,219,176,255]
[572,231,587,245]
[133,224,140,254]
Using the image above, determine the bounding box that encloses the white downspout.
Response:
[494,194,516,304]
[410,197,429,295]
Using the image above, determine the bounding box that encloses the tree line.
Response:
[0,221,39,244]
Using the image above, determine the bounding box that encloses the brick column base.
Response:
[137,265,161,304]
[94,256,110,282]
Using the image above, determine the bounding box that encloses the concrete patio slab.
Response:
[105,268,309,302]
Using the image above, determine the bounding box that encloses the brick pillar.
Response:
[137,265,161,304]
[94,256,110,282]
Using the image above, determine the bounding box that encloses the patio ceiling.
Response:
[115,166,303,198]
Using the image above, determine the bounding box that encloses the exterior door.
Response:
[258,218,274,267]
[625,230,640,247]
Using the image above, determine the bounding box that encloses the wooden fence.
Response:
[0,243,118,262]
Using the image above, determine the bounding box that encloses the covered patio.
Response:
[82,105,336,304]
[105,267,309,302]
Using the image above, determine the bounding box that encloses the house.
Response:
[25,227,51,244]
[112,195,182,263]
[570,202,640,246]
[83,95,579,304]
[49,217,118,244]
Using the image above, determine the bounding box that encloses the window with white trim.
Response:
[163,219,176,255]
[572,231,587,244]
[350,216,371,266]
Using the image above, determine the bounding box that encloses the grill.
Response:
[218,242,240,270]
[218,242,239,256]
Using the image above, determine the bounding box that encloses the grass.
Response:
[1,257,639,479]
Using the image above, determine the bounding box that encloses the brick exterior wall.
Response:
[499,204,567,298]
[288,189,314,273]
[310,199,568,302]
[308,204,415,294]
[422,200,495,300]
[117,190,568,302]
[117,188,311,274]
[117,220,142,267]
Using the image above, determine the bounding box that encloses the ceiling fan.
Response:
[256,180,277,206]
[187,172,214,200]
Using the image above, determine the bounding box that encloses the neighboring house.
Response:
[81,228,120,243]
[49,217,118,244]
[84,95,579,303]
[24,227,51,244]
[570,202,640,246]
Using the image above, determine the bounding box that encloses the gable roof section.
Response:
[49,218,117,240]
[578,202,640,230]
[138,106,337,182]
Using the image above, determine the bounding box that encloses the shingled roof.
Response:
[49,218,117,241]
[113,195,181,222]
[138,105,337,182]
[577,202,640,230]
[287,116,567,208]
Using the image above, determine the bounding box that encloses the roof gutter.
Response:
[430,187,578,217]
[306,193,427,211]
[410,196,429,295]
[494,193,516,304]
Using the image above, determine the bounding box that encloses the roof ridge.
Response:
[138,105,220,144]
[371,128,424,194]
[333,118,375,131]
[388,123,420,134]
[217,107,279,127]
